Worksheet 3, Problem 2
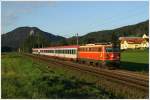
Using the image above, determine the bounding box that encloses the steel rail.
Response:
[25,54,148,92]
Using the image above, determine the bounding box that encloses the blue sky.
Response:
[1,1,149,37]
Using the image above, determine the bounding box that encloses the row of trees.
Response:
[20,33,50,53]
[19,32,120,53]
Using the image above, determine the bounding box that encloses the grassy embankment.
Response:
[120,49,149,73]
[2,52,148,99]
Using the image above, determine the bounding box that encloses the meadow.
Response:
[1,53,117,99]
[1,52,148,99]
[120,49,149,73]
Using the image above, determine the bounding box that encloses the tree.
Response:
[111,33,120,50]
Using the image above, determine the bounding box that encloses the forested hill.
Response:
[67,20,149,45]
[2,27,65,52]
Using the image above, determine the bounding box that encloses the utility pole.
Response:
[38,33,40,48]
[76,33,79,46]
[76,33,79,62]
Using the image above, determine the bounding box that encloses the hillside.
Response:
[2,27,65,52]
[1,20,149,52]
[67,20,149,45]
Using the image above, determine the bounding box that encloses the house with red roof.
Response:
[119,34,149,49]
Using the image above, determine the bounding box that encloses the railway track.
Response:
[25,53,149,92]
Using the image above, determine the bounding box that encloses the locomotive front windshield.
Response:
[106,48,120,52]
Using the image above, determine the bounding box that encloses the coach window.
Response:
[70,50,72,54]
[64,50,66,54]
[70,50,71,54]
[74,50,76,54]
[55,50,57,53]
[63,50,65,54]
[66,50,68,54]
[67,50,69,54]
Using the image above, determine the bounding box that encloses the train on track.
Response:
[32,43,120,67]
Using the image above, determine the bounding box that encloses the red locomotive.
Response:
[32,43,120,67]
[78,44,120,66]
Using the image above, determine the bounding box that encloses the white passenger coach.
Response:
[32,46,79,59]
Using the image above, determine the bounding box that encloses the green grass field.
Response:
[2,52,148,99]
[120,49,149,73]
[2,53,118,99]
